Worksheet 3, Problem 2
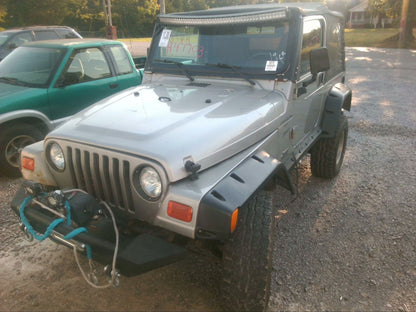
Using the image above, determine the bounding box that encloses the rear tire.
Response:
[0,123,44,177]
[310,114,348,178]
[221,190,276,312]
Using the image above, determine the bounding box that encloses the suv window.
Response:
[327,22,343,80]
[63,48,111,85]
[34,31,60,41]
[300,19,323,76]
[9,32,33,48]
[109,45,133,75]
[55,29,80,39]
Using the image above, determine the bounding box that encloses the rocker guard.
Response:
[11,186,186,277]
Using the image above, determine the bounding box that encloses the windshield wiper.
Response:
[0,76,20,85]
[206,63,255,86]
[153,59,194,82]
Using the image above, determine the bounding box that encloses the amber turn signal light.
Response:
[168,201,193,222]
[22,157,35,171]
[231,208,239,233]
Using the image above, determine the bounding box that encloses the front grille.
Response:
[67,146,135,213]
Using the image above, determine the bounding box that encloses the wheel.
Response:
[221,190,276,312]
[0,123,44,177]
[310,114,348,178]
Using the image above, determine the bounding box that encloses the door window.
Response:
[300,19,323,76]
[34,31,59,40]
[55,29,80,39]
[8,32,33,48]
[62,48,112,86]
[109,45,133,75]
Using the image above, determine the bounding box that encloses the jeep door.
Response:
[292,17,328,144]
[48,46,120,120]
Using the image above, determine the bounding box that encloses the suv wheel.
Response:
[221,190,276,312]
[0,123,43,177]
[310,114,348,178]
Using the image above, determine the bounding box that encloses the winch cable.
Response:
[19,196,68,242]
[70,201,119,289]
[62,189,120,288]
[19,191,120,288]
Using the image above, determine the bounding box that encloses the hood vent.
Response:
[186,82,211,87]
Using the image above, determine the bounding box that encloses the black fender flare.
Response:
[321,83,352,138]
[195,151,293,240]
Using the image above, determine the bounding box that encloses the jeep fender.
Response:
[20,141,58,187]
[0,110,53,131]
[321,83,351,138]
[195,151,293,240]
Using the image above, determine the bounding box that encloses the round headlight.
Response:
[48,143,65,171]
[139,166,162,200]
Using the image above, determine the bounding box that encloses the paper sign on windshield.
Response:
[159,29,172,47]
[265,60,278,71]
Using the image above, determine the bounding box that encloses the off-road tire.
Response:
[310,114,348,178]
[221,190,276,312]
[0,123,43,177]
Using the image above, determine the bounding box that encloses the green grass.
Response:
[119,38,152,43]
[345,28,416,49]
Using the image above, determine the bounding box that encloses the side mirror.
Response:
[310,47,330,75]
[56,73,80,87]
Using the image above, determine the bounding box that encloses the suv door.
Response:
[47,47,119,120]
[292,17,328,144]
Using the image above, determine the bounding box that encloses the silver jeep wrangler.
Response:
[12,3,351,311]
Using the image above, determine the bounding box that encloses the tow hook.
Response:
[104,265,121,287]
[19,222,34,242]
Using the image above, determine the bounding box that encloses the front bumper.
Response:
[11,186,186,277]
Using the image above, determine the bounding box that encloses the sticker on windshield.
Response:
[159,29,172,47]
[265,60,278,71]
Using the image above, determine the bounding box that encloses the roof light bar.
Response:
[159,10,287,26]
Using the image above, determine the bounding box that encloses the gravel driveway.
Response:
[1,47,416,311]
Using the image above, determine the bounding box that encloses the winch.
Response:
[12,181,186,287]
[19,181,120,288]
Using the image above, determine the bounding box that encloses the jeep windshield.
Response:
[0,46,65,87]
[147,20,292,80]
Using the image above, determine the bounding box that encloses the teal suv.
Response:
[0,38,144,176]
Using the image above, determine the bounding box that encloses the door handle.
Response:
[109,83,118,89]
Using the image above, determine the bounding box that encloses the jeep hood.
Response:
[50,80,286,182]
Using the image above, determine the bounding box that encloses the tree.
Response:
[0,0,6,28]
[5,0,71,26]
[63,0,104,33]
[112,0,159,37]
[369,0,415,47]
[399,0,415,47]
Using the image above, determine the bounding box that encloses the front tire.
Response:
[310,114,348,178]
[0,123,44,177]
[221,190,276,312]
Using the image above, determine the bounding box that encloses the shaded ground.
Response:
[1,48,416,311]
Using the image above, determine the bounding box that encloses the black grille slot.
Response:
[67,147,134,212]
